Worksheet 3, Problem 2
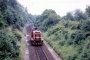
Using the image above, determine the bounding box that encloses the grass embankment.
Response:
[17,29,26,60]
[43,20,90,60]
[7,26,27,60]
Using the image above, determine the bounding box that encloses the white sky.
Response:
[17,0,90,16]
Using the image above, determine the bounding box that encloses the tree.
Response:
[0,30,20,60]
[74,9,87,20]
[8,0,17,8]
[35,9,60,31]
[65,12,74,20]
[86,6,90,17]
[81,20,90,32]
[0,0,7,13]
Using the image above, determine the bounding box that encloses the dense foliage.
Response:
[0,30,20,60]
[43,20,90,60]
[62,9,88,21]
[35,6,90,60]
[35,9,60,31]
[86,6,90,17]
[0,0,34,29]
[1,0,90,60]
[0,0,34,60]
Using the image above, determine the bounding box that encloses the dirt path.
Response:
[24,39,30,60]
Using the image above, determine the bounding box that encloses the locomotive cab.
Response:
[30,28,43,46]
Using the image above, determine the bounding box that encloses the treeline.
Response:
[35,9,60,31]
[0,0,34,29]
[35,6,90,31]
[35,6,90,60]
[62,6,90,21]
[0,0,34,60]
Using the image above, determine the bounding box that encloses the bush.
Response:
[70,33,76,39]
[67,54,77,60]
[47,27,63,36]
[67,40,73,45]
[62,30,69,40]
[71,25,77,30]
[81,20,90,32]
[64,21,72,28]
[59,41,65,46]
[70,31,85,44]
[77,23,82,29]
[0,29,20,60]
[13,32,22,41]
[74,31,85,44]
[77,20,90,31]
[81,49,90,60]
[15,24,22,31]
[85,32,90,38]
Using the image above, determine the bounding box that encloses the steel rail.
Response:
[34,47,40,60]
[41,47,50,60]
[34,46,50,60]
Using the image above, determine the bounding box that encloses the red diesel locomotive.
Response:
[30,28,43,46]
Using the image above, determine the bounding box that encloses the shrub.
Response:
[81,20,90,32]
[85,32,90,38]
[81,49,90,60]
[74,31,85,44]
[77,23,82,29]
[13,32,22,41]
[70,33,76,39]
[64,21,72,28]
[67,40,73,45]
[15,24,22,31]
[67,54,77,60]
[87,43,90,49]
[59,41,65,46]
[77,20,90,31]
[62,30,69,40]
[0,29,20,60]
[70,31,85,44]
[47,27,63,36]
[71,25,77,30]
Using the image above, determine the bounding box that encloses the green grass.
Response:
[16,28,27,60]
[7,26,27,60]
[43,20,90,60]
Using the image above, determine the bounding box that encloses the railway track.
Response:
[25,25,62,60]
[34,46,50,60]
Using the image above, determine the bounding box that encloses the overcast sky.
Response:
[17,0,90,16]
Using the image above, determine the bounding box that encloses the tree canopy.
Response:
[35,9,60,31]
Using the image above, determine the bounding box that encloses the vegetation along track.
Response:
[34,46,50,60]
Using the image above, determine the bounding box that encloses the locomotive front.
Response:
[30,28,43,46]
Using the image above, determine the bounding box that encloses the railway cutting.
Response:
[24,24,62,60]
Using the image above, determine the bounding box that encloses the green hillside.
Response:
[44,20,90,60]
[0,0,34,60]
[0,0,90,60]
[35,7,90,60]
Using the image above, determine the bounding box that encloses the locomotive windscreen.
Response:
[34,32,41,40]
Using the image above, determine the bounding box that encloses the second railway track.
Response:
[34,46,50,60]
